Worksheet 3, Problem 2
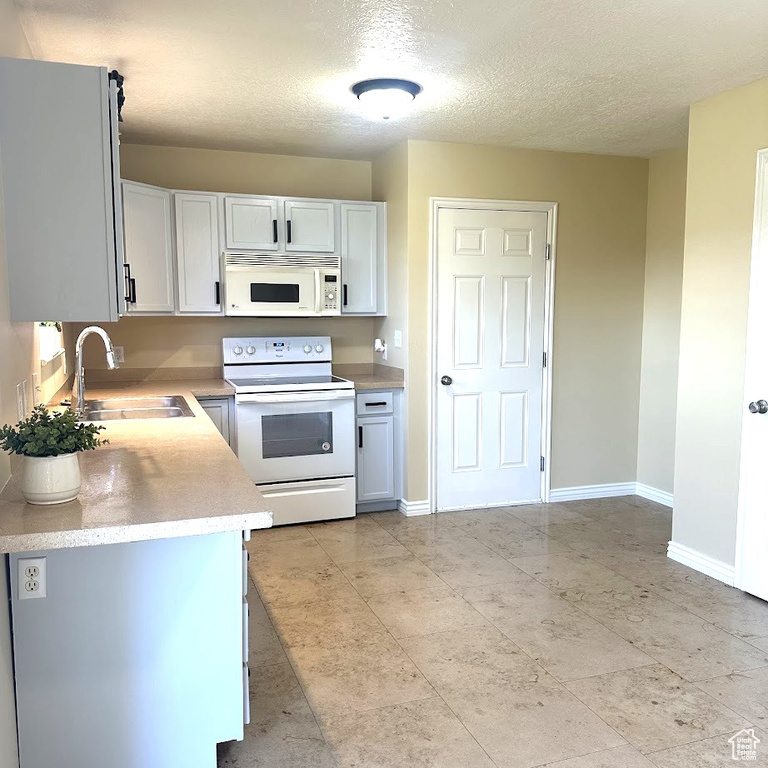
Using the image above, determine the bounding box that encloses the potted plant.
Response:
[0,405,107,505]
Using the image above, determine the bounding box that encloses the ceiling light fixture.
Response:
[351,78,422,120]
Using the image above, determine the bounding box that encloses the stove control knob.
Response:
[315,344,324,353]
[303,344,312,354]
[246,346,256,355]
[233,346,243,356]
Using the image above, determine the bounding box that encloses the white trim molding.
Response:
[549,483,636,502]
[635,483,674,508]
[549,481,674,506]
[397,499,431,517]
[667,541,735,586]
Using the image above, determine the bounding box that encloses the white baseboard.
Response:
[549,483,636,502]
[397,499,431,517]
[549,482,674,507]
[635,483,674,508]
[667,541,735,585]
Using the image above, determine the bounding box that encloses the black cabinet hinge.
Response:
[546,243,551,260]
[540,456,545,472]
[543,352,547,368]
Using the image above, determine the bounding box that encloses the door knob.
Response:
[749,400,768,414]
[440,375,453,386]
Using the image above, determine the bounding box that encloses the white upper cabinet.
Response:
[284,200,335,252]
[0,58,123,322]
[341,203,378,314]
[225,197,279,251]
[175,193,222,314]
[122,182,175,314]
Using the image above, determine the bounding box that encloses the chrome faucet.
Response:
[72,326,119,414]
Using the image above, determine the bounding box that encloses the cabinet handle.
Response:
[215,281,221,305]
[287,220,292,244]
[365,402,387,407]
[358,425,363,449]
[343,284,348,307]
[272,219,278,243]
[129,277,137,304]
[123,263,132,302]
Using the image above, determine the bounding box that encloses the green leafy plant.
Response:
[38,321,62,332]
[0,405,107,457]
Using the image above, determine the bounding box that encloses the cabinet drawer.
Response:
[356,391,393,415]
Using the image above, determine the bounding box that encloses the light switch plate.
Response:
[394,330,403,348]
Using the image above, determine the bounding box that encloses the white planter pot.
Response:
[21,453,81,505]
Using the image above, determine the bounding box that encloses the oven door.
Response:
[235,390,355,483]
[224,267,319,317]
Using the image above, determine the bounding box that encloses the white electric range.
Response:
[223,336,356,526]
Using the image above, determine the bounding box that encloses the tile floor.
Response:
[217,496,768,767]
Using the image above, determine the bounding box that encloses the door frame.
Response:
[734,148,768,590]
[428,197,558,513]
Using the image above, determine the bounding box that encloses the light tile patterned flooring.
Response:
[218,496,768,767]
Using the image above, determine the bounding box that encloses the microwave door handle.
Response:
[315,270,322,314]
[236,391,355,405]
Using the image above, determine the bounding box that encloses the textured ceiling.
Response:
[14,0,768,159]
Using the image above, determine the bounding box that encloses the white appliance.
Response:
[224,336,356,525]
[223,252,341,317]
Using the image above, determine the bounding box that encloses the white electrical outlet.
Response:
[18,557,46,599]
[114,346,125,363]
[16,383,24,420]
[394,330,403,348]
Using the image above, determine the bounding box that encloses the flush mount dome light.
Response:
[351,78,422,120]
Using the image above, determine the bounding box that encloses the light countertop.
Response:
[334,364,404,390]
[0,380,271,554]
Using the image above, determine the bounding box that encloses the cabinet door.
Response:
[0,58,121,322]
[225,197,279,251]
[357,415,395,502]
[175,193,221,314]
[122,182,175,313]
[284,200,335,252]
[200,398,231,446]
[341,203,378,314]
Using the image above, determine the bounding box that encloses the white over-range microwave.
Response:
[223,252,341,317]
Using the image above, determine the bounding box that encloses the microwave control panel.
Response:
[322,271,339,313]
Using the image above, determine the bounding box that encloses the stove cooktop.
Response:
[226,375,354,393]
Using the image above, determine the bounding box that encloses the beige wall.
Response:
[636,149,687,494]
[106,144,377,374]
[0,4,32,766]
[673,77,768,566]
[120,144,372,200]
[402,140,649,501]
[372,143,409,373]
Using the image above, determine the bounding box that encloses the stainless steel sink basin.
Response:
[80,396,195,421]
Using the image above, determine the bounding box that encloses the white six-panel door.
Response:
[436,207,548,510]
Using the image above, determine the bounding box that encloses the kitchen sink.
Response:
[80,396,195,421]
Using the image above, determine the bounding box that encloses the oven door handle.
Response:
[236,391,355,405]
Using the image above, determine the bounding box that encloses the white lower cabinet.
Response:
[355,390,400,508]
[199,397,235,449]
